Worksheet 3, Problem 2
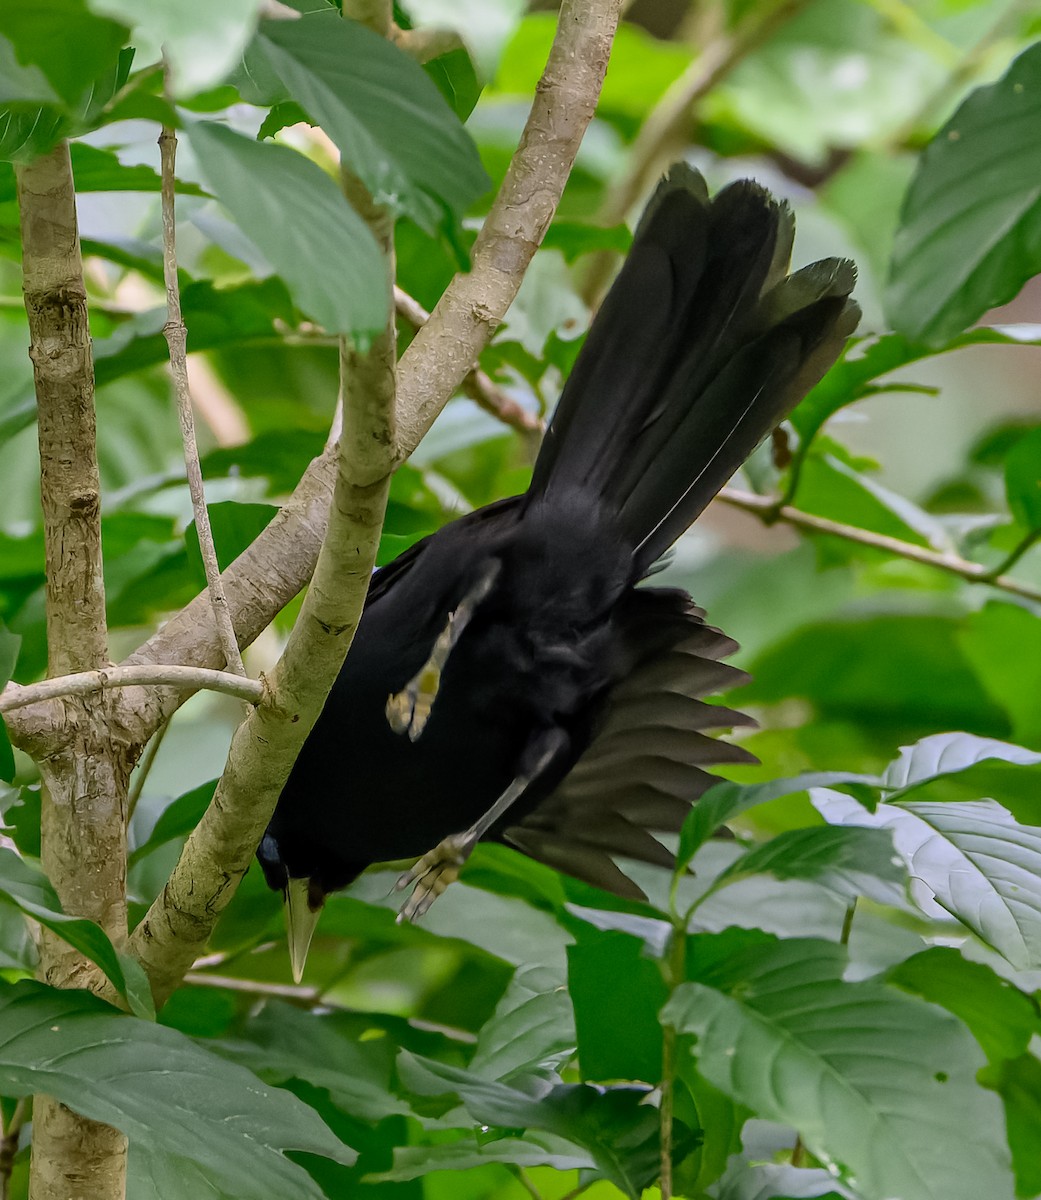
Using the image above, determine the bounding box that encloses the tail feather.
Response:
[524,164,859,574]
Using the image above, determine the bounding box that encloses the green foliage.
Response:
[3,1,1041,1198]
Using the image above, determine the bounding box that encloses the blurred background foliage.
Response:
[1,0,1041,1198]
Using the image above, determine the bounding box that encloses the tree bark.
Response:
[17,142,128,1200]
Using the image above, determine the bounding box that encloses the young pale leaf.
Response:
[0,980,354,1198]
[814,789,1041,970]
[666,933,1014,1200]
[1005,426,1041,531]
[254,11,489,230]
[886,42,1041,345]
[86,0,265,96]
[185,120,388,338]
[882,731,1041,795]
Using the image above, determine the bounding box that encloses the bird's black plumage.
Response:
[258,165,859,958]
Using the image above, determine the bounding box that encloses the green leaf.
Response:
[888,947,1039,1066]
[676,773,879,877]
[185,501,279,582]
[371,1135,594,1182]
[983,1054,1041,1200]
[960,604,1041,749]
[715,1161,854,1200]
[886,42,1041,345]
[0,619,19,783]
[129,780,215,866]
[184,120,388,338]
[790,327,1041,460]
[814,787,1041,970]
[567,928,667,1084]
[1005,426,1041,531]
[0,1,127,108]
[86,0,265,96]
[253,11,489,229]
[0,848,152,1017]
[713,825,906,906]
[0,979,354,1197]
[469,965,576,1081]
[398,1053,664,1198]
[0,103,66,163]
[214,1001,413,1123]
[666,933,1014,1200]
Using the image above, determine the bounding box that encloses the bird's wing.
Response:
[502,588,755,898]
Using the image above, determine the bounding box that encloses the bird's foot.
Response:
[395,831,475,923]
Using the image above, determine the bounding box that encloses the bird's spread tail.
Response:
[525,164,859,576]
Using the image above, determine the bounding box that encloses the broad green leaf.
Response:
[0,1,127,108]
[0,103,65,164]
[93,278,296,387]
[398,1053,664,1198]
[254,12,489,229]
[676,773,879,876]
[567,927,667,1084]
[0,980,354,1197]
[983,1054,1041,1200]
[86,0,265,96]
[1005,426,1041,531]
[743,615,1008,738]
[887,947,1039,1066]
[0,619,19,782]
[185,120,388,338]
[214,1001,413,1123]
[129,780,215,866]
[814,788,1041,970]
[0,848,152,1017]
[370,1135,594,1182]
[0,34,59,104]
[666,933,1013,1200]
[960,604,1041,749]
[790,327,1041,458]
[887,42,1041,344]
[185,501,278,582]
[712,824,906,907]
[469,965,576,1081]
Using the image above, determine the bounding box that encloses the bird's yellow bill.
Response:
[284,876,322,984]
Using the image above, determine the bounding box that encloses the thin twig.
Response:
[515,1167,544,1200]
[391,26,464,63]
[717,487,1041,604]
[158,122,245,678]
[394,287,542,435]
[0,666,265,714]
[183,972,321,1003]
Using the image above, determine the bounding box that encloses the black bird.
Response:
[258,165,859,979]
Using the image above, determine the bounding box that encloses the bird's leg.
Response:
[395,729,567,922]
[385,557,501,742]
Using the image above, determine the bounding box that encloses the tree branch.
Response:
[0,666,265,714]
[394,287,542,435]
[159,122,246,677]
[17,143,108,678]
[129,161,399,1003]
[17,141,128,1200]
[717,487,1041,603]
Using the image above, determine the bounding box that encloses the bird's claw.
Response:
[395,832,474,923]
